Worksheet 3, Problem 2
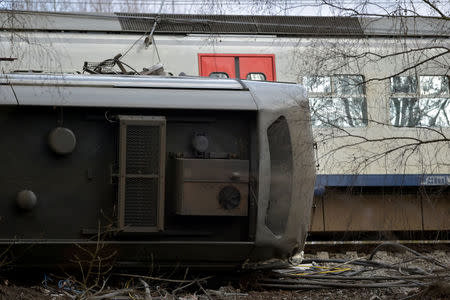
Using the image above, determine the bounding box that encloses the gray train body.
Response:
[0,11,448,236]
[0,74,315,267]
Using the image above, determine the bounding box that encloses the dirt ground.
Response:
[0,249,449,300]
[1,283,449,300]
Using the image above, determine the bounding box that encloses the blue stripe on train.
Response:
[314,174,450,196]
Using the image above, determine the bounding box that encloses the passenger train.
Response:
[0,73,315,267]
[0,11,449,237]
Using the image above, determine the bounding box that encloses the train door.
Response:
[198,54,276,81]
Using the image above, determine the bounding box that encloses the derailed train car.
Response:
[0,11,448,234]
[0,74,315,267]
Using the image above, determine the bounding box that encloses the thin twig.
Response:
[196,280,212,300]
[116,273,213,284]
[86,288,134,300]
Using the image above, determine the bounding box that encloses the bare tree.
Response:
[291,1,449,176]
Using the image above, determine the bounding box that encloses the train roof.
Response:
[0,10,448,38]
[0,73,306,111]
[0,73,245,90]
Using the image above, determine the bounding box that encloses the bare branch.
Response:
[321,0,449,19]
[365,50,450,83]
[421,0,449,20]
[345,46,449,61]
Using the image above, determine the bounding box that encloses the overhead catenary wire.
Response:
[151,0,165,62]
[121,0,165,62]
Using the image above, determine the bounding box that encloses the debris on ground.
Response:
[0,242,448,299]
[259,242,450,299]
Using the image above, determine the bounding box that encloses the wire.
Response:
[369,242,449,270]
[279,274,450,280]
[261,243,449,291]
[120,30,148,59]
[6,77,20,105]
[290,266,352,275]
[260,279,421,289]
[121,0,165,61]
[157,0,166,12]
[300,259,431,275]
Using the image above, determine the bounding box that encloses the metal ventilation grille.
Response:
[126,126,160,174]
[118,116,166,232]
[124,178,158,227]
[253,16,363,36]
[115,13,364,36]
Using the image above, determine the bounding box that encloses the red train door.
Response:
[198,54,276,81]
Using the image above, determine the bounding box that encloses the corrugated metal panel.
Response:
[116,13,363,36]
[252,15,363,36]
[116,13,258,33]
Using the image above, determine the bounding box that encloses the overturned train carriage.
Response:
[0,74,315,267]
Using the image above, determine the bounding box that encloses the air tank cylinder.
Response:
[16,190,37,210]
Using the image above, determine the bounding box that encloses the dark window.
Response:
[265,116,292,236]
[304,75,367,127]
[209,72,229,79]
[390,75,449,127]
[246,72,266,81]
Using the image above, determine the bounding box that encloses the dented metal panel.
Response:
[245,80,315,256]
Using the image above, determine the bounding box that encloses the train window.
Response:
[303,76,331,93]
[246,72,266,81]
[304,75,367,127]
[266,116,292,235]
[390,76,417,93]
[389,98,420,127]
[390,75,449,127]
[209,72,229,79]
[309,97,367,127]
[420,76,449,96]
[334,75,365,95]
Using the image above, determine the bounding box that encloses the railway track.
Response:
[304,240,450,254]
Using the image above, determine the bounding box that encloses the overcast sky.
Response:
[1,0,449,17]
